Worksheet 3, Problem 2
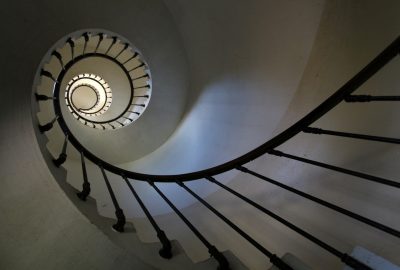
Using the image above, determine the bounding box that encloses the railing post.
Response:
[38,116,58,133]
[95,33,104,53]
[115,43,129,59]
[156,230,173,259]
[345,94,400,102]
[122,52,138,65]
[302,127,400,144]
[82,32,89,55]
[132,104,146,107]
[51,50,65,70]
[105,36,117,55]
[77,151,91,201]
[267,149,400,189]
[40,69,58,83]
[99,166,125,232]
[53,134,68,167]
[66,38,75,61]
[128,62,145,72]
[123,176,172,259]
[35,93,56,101]
[132,73,150,81]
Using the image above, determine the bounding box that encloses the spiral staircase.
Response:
[2,1,400,270]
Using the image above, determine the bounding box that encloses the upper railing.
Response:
[35,34,400,270]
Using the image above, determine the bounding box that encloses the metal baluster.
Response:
[115,43,129,59]
[99,166,126,232]
[105,36,117,55]
[303,127,400,145]
[132,73,149,80]
[35,93,56,101]
[123,177,172,259]
[122,52,138,65]
[345,95,400,102]
[38,115,58,133]
[53,134,68,167]
[40,69,58,83]
[77,152,91,201]
[268,149,400,188]
[134,85,150,90]
[127,62,145,72]
[51,50,65,70]
[94,33,104,53]
[82,32,89,55]
[66,38,75,61]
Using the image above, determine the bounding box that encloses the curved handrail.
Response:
[51,36,400,182]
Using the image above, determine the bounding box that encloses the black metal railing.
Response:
[35,34,400,269]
